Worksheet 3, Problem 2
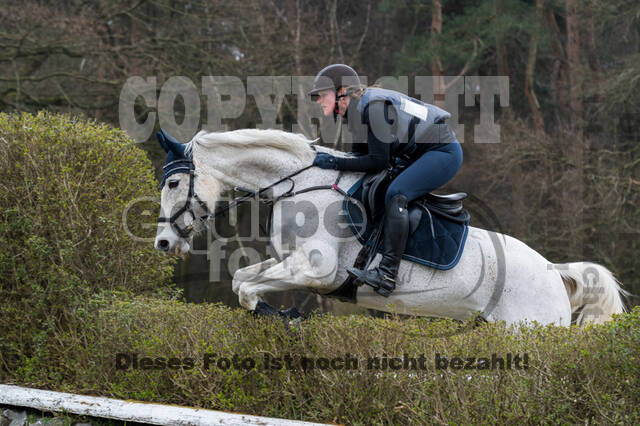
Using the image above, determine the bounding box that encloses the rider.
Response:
[309,64,463,297]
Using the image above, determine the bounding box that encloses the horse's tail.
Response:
[556,262,629,326]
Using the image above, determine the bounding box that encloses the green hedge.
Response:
[4,297,638,425]
[1,112,638,424]
[0,112,176,373]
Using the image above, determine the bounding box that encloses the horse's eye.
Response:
[168,180,179,189]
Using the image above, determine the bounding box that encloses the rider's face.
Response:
[336,87,350,116]
[316,89,336,116]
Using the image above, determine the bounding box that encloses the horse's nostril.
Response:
[158,239,169,251]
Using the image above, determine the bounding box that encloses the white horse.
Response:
[154,128,628,326]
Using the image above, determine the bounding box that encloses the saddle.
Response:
[326,169,471,304]
[360,169,470,232]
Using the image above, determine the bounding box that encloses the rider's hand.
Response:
[313,152,338,170]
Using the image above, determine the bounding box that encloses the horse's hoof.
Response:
[287,316,303,328]
[253,300,277,317]
[278,306,302,320]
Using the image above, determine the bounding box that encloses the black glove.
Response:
[312,152,339,170]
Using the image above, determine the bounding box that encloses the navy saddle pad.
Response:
[342,176,470,270]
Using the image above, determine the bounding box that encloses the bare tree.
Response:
[524,0,545,133]
[566,0,584,138]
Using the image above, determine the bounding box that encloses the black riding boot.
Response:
[348,194,410,297]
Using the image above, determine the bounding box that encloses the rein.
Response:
[159,146,355,239]
[214,168,352,220]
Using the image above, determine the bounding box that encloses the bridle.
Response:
[157,145,355,240]
[157,159,212,238]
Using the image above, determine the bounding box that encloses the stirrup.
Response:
[347,267,396,297]
[346,266,367,284]
[374,279,395,297]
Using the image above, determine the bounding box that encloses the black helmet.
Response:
[309,64,361,95]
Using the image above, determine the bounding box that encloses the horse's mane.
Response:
[191,128,316,162]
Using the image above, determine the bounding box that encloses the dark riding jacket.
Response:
[336,88,457,172]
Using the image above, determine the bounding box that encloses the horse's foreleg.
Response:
[232,243,338,311]
[231,257,278,295]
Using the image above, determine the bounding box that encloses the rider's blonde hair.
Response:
[344,83,382,100]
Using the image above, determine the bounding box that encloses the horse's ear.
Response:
[157,128,186,157]
[156,130,169,153]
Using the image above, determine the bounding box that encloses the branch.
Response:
[444,37,479,91]
[354,0,372,59]
[268,0,294,38]
[102,0,150,23]
[0,72,120,86]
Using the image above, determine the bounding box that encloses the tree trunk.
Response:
[524,0,545,133]
[566,0,583,139]
[565,0,585,257]
[544,6,567,128]
[494,0,509,78]
[431,0,445,108]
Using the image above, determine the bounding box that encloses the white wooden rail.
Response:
[0,384,330,425]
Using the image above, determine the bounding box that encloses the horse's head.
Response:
[154,129,220,255]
